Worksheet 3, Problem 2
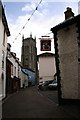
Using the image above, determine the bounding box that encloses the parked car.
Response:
[48,80,58,90]
[38,81,45,90]
[38,80,53,90]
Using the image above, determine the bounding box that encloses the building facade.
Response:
[6,43,23,95]
[0,2,10,99]
[21,34,37,85]
[51,7,80,104]
[38,52,56,82]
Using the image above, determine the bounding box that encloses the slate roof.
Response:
[51,14,80,32]
[0,1,10,36]
[37,52,55,57]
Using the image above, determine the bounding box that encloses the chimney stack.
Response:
[30,32,32,38]
[64,7,74,20]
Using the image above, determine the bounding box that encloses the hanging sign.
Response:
[40,39,51,51]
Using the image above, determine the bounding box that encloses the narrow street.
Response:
[2,86,79,119]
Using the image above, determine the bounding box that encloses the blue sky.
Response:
[3,1,78,60]
[4,2,78,21]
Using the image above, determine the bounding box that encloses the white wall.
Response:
[2,26,8,98]
[0,20,3,100]
[21,72,28,88]
[8,56,18,78]
[39,56,56,81]
[8,54,28,88]
[0,19,8,98]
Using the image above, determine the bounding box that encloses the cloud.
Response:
[8,14,63,61]
[7,1,78,61]
[22,5,32,12]
[22,3,36,12]
[3,0,79,2]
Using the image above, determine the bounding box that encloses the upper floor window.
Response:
[15,66,16,76]
[11,64,13,77]
[2,51,5,69]
[3,29,5,46]
[18,66,19,78]
[24,46,29,52]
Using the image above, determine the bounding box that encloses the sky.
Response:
[2,0,79,61]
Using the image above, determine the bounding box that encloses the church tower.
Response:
[21,33,37,84]
[21,33,37,71]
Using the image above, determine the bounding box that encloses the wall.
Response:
[78,61,80,98]
[8,56,18,78]
[2,29,8,98]
[0,16,8,98]
[57,24,79,99]
[39,56,56,81]
[78,25,80,98]
[0,3,10,100]
[0,18,3,100]
[21,72,28,88]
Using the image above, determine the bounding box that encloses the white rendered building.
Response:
[38,52,56,82]
[0,2,10,100]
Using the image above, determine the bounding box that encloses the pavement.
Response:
[39,90,80,119]
[2,86,80,119]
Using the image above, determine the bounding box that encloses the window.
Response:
[31,55,34,61]
[26,55,29,61]
[18,66,19,78]
[31,46,33,53]
[25,46,29,52]
[11,65,13,76]
[2,51,5,69]
[2,72,4,81]
[15,67,16,76]
[3,29,5,46]
[2,61,4,69]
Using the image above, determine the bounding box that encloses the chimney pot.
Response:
[67,7,72,11]
[64,7,74,20]
[22,34,24,41]
[30,32,32,38]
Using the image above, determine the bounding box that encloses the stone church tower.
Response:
[21,33,37,84]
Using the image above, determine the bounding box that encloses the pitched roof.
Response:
[51,14,80,33]
[0,1,10,36]
[22,66,35,73]
[37,52,55,57]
